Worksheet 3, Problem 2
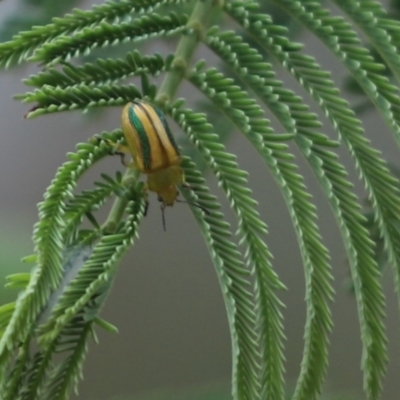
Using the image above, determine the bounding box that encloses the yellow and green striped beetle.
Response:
[107,100,207,228]
[119,100,185,209]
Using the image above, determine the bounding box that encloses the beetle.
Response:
[120,100,184,206]
[109,100,205,228]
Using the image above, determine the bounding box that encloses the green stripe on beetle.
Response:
[128,105,152,171]
[152,104,180,154]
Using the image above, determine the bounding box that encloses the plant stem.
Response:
[156,0,217,106]
[103,0,217,232]
[102,169,140,234]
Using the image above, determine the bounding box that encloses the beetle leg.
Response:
[117,152,135,168]
[143,200,149,217]
[104,139,130,154]
[181,182,193,190]
[142,184,150,216]
[160,202,167,232]
[181,168,186,184]
[105,140,135,168]
[180,169,194,190]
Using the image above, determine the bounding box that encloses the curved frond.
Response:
[21,84,142,118]
[17,342,57,400]
[179,157,262,400]
[3,194,143,400]
[30,12,188,65]
[0,135,120,387]
[23,198,143,400]
[37,196,144,347]
[63,169,126,242]
[188,61,334,399]
[333,0,400,85]
[41,318,92,400]
[0,303,15,338]
[269,0,400,148]
[204,27,389,399]
[3,341,31,400]
[263,0,400,281]
[24,51,171,88]
[225,3,391,397]
[171,106,286,399]
[0,0,186,68]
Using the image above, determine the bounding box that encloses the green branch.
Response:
[156,0,217,105]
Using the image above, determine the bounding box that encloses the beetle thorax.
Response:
[147,166,183,205]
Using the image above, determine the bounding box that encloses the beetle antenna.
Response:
[161,204,167,231]
[175,198,210,215]
[143,200,149,217]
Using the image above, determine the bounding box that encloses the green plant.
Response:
[0,0,399,399]
[0,0,84,41]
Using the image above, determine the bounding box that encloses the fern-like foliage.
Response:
[0,0,400,399]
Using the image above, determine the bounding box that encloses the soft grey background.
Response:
[0,0,400,399]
